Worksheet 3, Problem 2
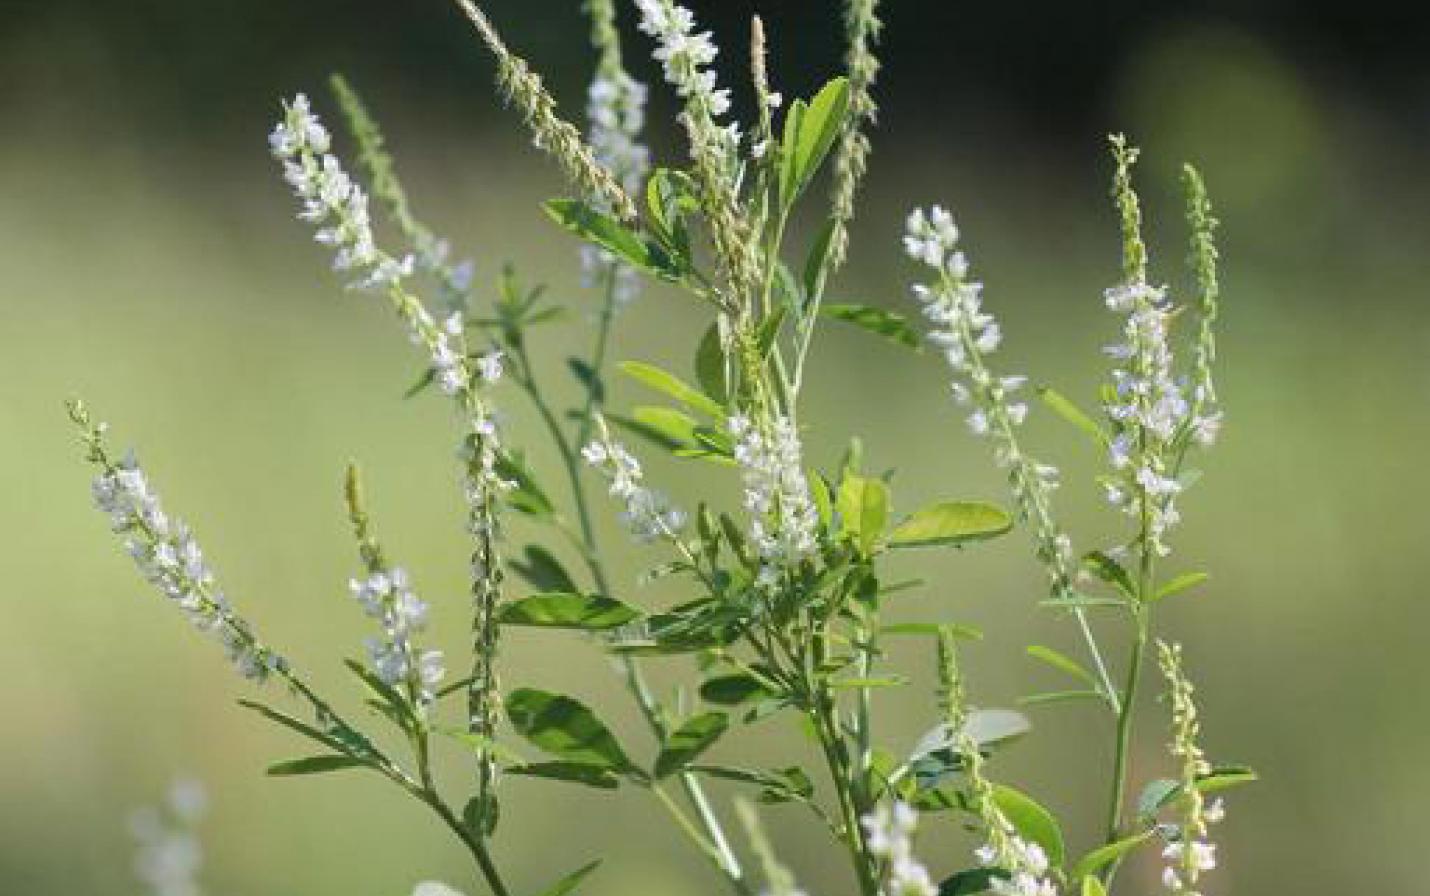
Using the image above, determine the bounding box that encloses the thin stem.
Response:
[507,276,747,890]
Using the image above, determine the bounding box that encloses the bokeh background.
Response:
[4,0,1428,893]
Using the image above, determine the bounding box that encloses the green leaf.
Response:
[699,673,774,706]
[266,754,369,776]
[544,199,677,281]
[655,712,729,778]
[495,452,554,518]
[631,406,700,446]
[689,765,814,804]
[498,593,642,630]
[694,322,730,405]
[938,869,1007,895]
[1082,551,1136,597]
[880,622,984,640]
[510,545,579,595]
[508,761,620,790]
[1026,645,1096,686]
[837,473,890,555]
[803,218,839,298]
[1150,571,1210,603]
[1071,831,1153,881]
[605,412,687,453]
[1018,690,1104,708]
[505,689,635,772]
[237,699,378,761]
[964,709,1032,750]
[1081,877,1108,896]
[830,675,909,689]
[889,501,1012,548]
[821,303,921,349]
[619,361,723,418]
[779,77,851,206]
[992,785,1065,868]
[1139,764,1257,819]
[1037,386,1108,444]
[532,860,602,896]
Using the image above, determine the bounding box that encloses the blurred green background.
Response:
[3,1,1428,894]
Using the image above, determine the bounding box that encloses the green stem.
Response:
[809,697,880,896]
[509,272,747,891]
[1104,612,1147,846]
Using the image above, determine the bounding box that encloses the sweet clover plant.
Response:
[74,2,1255,895]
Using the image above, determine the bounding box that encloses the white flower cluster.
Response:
[91,451,281,681]
[903,206,1073,583]
[1101,280,1215,555]
[861,802,937,896]
[270,94,412,291]
[271,95,483,403]
[634,0,740,162]
[1162,802,1224,894]
[1158,641,1227,895]
[582,436,687,541]
[582,71,651,308]
[129,778,207,896]
[974,831,1058,896]
[729,414,818,585]
[349,567,444,704]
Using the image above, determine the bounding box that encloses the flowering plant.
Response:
[71,2,1254,895]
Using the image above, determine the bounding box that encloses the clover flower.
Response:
[78,408,283,682]
[903,206,1073,595]
[729,413,819,585]
[960,740,1059,896]
[1158,642,1227,895]
[582,70,651,309]
[582,427,687,542]
[350,568,444,704]
[634,0,754,296]
[129,778,207,896]
[1100,279,1189,555]
[861,802,937,896]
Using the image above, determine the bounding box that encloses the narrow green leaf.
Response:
[1082,551,1136,597]
[1026,645,1096,685]
[699,674,774,706]
[938,868,1007,896]
[495,452,554,518]
[889,502,1012,548]
[830,675,909,689]
[505,689,635,772]
[1071,831,1153,882]
[1037,386,1108,444]
[508,762,620,790]
[1017,690,1105,707]
[1081,877,1109,896]
[509,545,579,595]
[694,322,729,405]
[821,303,921,349]
[533,860,603,896]
[605,412,687,452]
[880,622,984,640]
[237,700,375,761]
[544,199,676,281]
[266,755,369,776]
[498,593,642,630]
[803,218,839,299]
[619,361,723,418]
[631,406,700,446]
[992,785,1065,868]
[1150,571,1210,603]
[655,712,729,778]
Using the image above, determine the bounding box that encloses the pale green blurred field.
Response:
[3,20,1429,896]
